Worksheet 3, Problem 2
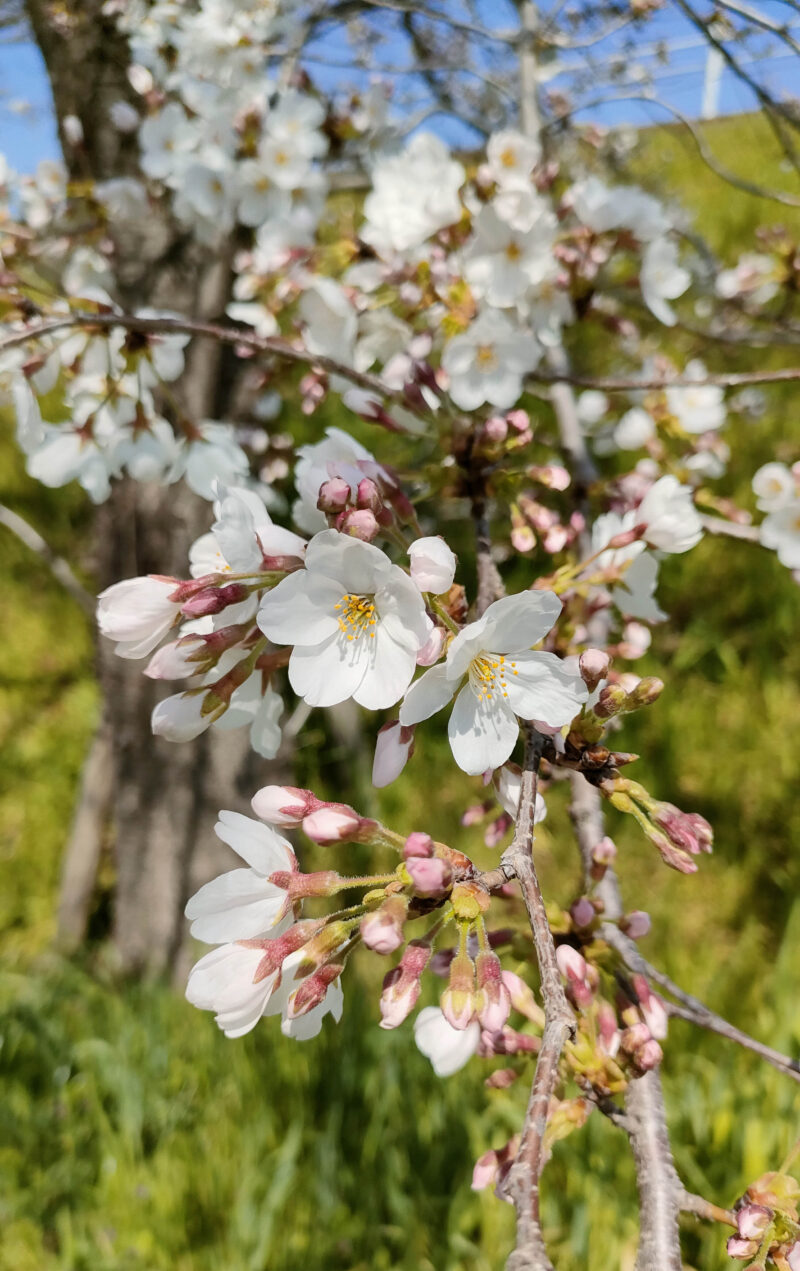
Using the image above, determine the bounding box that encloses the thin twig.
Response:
[679,1188,737,1228]
[500,726,575,1271]
[0,502,95,616]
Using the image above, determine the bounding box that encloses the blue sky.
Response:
[1,6,799,172]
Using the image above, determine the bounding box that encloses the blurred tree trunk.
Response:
[26,0,276,977]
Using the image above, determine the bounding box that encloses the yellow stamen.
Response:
[336,593,378,641]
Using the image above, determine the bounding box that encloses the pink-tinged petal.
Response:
[288,630,369,707]
[399,664,457,726]
[448,684,519,775]
[257,570,342,645]
[214,810,295,873]
[355,622,418,709]
[481,591,562,654]
[503,651,587,727]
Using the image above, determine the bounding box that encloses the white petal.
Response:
[185,868,286,943]
[214,809,295,873]
[408,536,457,594]
[448,684,519,775]
[304,528,390,592]
[399,664,457,726]
[414,1006,481,1077]
[288,630,368,706]
[355,622,418,709]
[503,652,587,727]
[257,571,342,645]
[481,591,562,654]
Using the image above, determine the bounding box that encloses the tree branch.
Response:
[624,1070,683,1271]
[0,502,95,616]
[500,726,575,1271]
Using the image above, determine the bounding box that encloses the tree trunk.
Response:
[26,0,284,977]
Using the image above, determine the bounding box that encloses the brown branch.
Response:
[601,922,800,1084]
[679,1188,737,1228]
[500,726,575,1271]
[625,1070,683,1271]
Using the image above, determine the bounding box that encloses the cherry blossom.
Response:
[414,1007,481,1077]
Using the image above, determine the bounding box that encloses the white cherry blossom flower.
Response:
[399,592,586,775]
[97,575,181,658]
[665,361,725,435]
[292,426,378,534]
[463,204,557,308]
[752,462,795,512]
[442,310,540,412]
[613,407,655,450]
[184,810,296,943]
[361,133,464,255]
[640,238,690,327]
[591,511,665,623]
[638,475,703,553]
[414,1006,481,1077]
[486,129,541,188]
[257,530,432,710]
[760,501,800,569]
[186,941,282,1039]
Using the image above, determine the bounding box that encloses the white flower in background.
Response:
[591,513,665,623]
[752,462,795,512]
[112,416,183,483]
[94,177,149,221]
[492,184,552,233]
[442,310,539,412]
[292,426,378,534]
[353,310,411,374]
[638,475,703,553]
[184,810,296,943]
[463,204,557,308]
[25,427,113,503]
[414,1007,481,1076]
[408,537,457,595]
[640,238,690,327]
[576,390,608,429]
[613,407,655,451]
[109,100,140,132]
[716,252,779,306]
[175,421,250,500]
[399,592,587,775]
[486,129,541,188]
[299,278,357,366]
[568,176,670,241]
[760,501,800,570]
[97,575,181,658]
[666,361,725,435]
[258,530,432,710]
[189,483,305,581]
[236,160,291,227]
[361,133,465,255]
[139,101,195,181]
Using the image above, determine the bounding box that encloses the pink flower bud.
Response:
[251,785,321,826]
[416,625,447,666]
[360,895,408,955]
[579,648,610,692]
[406,856,453,898]
[317,477,351,513]
[736,1204,772,1239]
[594,683,628,719]
[404,831,433,859]
[485,1067,518,1089]
[597,1002,621,1057]
[570,897,596,929]
[181,582,248,618]
[621,910,651,940]
[501,971,544,1025]
[337,507,380,542]
[372,720,415,788]
[476,951,511,1033]
[302,804,363,845]
[441,952,477,1030]
[483,415,509,443]
[727,1237,759,1260]
[408,536,457,595]
[636,1038,663,1070]
[484,813,512,848]
[356,477,383,514]
[556,944,588,982]
[529,464,570,491]
[471,1149,501,1191]
[592,836,618,865]
[511,524,536,553]
[631,975,669,1041]
[379,941,431,1029]
[506,408,530,434]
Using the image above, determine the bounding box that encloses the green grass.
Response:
[2,112,800,1270]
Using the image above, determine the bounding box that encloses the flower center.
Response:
[475,343,497,370]
[505,241,522,262]
[335,593,377,641]
[468,652,518,701]
[500,147,517,168]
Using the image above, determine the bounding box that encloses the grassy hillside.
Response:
[2,111,800,1270]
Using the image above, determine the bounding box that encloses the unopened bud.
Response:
[360,894,408,954]
[501,970,544,1027]
[285,963,343,1018]
[441,951,477,1030]
[337,508,379,542]
[404,831,434,859]
[570,897,596,929]
[593,683,628,719]
[736,1204,773,1240]
[620,910,651,940]
[485,1067,519,1089]
[356,477,383,514]
[302,803,363,845]
[372,720,415,787]
[579,648,610,692]
[727,1237,759,1260]
[627,676,664,707]
[591,834,618,880]
[475,951,511,1032]
[379,940,431,1029]
[636,1038,663,1070]
[406,856,453,898]
[181,582,248,618]
[317,477,351,513]
[631,974,668,1040]
[251,784,321,826]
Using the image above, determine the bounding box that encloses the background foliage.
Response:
[1,114,799,1270]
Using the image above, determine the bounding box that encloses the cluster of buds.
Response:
[600,776,713,873]
[510,493,582,556]
[571,674,664,746]
[727,1172,800,1264]
[316,465,416,544]
[617,973,668,1072]
[252,784,388,847]
[474,407,534,460]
